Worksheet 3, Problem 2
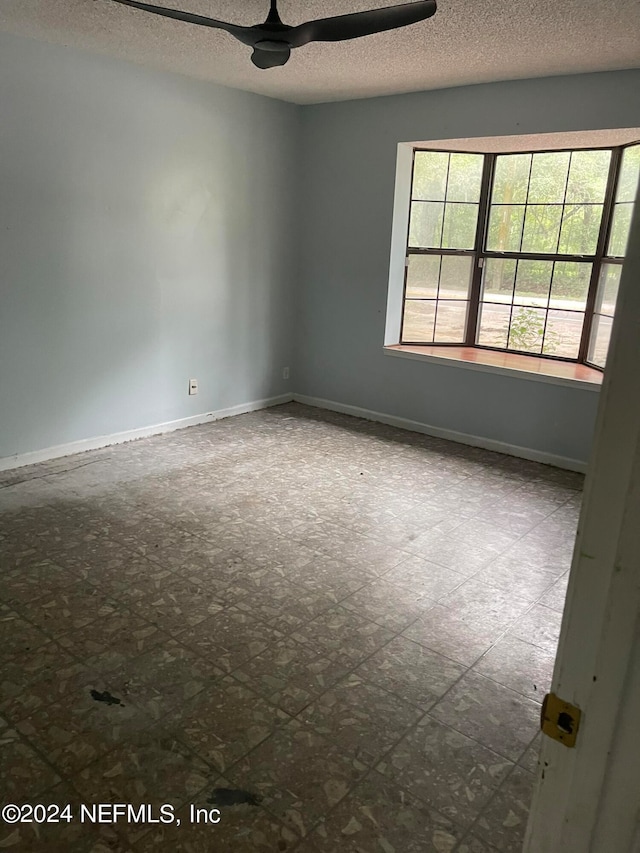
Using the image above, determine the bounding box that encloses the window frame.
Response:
[400,141,639,370]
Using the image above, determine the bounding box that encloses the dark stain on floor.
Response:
[208,788,263,807]
[90,689,122,706]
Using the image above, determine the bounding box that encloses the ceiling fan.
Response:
[102,0,437,69]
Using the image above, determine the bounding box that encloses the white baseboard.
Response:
[293,393,588,473]
[2,391,587,475]
[0,394,294,473]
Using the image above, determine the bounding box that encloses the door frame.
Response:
[524,194,640,851]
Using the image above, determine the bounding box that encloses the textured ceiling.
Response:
[1,0,639,104]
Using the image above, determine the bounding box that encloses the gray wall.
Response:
[2,35,639,468]
[0,31,298,460]
[295,71,640,465]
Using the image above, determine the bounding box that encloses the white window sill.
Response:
[384,345,603,390]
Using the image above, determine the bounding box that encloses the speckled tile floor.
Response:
[0,402,580,852]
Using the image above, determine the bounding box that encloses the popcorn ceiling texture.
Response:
[0,0,639,103]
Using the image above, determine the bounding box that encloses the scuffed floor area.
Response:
[0,403,579,852]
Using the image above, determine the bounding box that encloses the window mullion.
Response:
[465,153,494,346]
[579,146,623,364]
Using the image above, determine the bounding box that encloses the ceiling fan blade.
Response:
[103,0,262,48]
[287,0,437,48]
[251,46,291,69]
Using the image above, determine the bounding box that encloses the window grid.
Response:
[402,142,639,368]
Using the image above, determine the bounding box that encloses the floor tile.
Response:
[16,584,118,639]
[73,733,213,844]
[298,673,422,766]
[235,577,338,634]
[0,644,89,722]
[289,606,394,666]
[429,672,541,762]
[105,639,225,719]
[0,604,52,661]
[508,604,563,654]
[384,555,467,601]
[439,579,533,629]
[224,720,367,837]
[57,609,166,673]
[128,578,228,635]
[0,728,61,800]
[285,554,375,599]
[234,637,351,715]
[376,716,513,828]
[355,635,466,709]
[177,608,285,673]
[16,682,154,776]
[538,573,569,613]
[456,833,501,852]
[89,557,176,603]
[473,556,561,603]
[340,576,434,631]
[404,534,496,576]
[518,732,542,775]
[301,771,464,852]
[403,605,508,666]
[1,560,80,605]
[472,635,555,703]
[473,766,537,852]
[163,676,291,774]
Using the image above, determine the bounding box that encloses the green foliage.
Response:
[488,149,614,256]
[508,307,545,350]
[508,307,562,353]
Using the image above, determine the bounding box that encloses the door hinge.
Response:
[541,692,582,748]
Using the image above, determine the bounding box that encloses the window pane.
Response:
[434,301,469,342]
[543,310,583,359]
[527,152,570,203]
[402,299,436,342]
[550,262,591,311]
[477,302,511,348]
[409,201,444,248]
[513,260,553,307]
[492,154,531,204]
[405,254,440,298]
[557,204,603,254]
[413,151,449,201]
[521,205,562,253]
[508,306,546,353]
[403,144,622,365]
[615,144,640,203]
[607,202,634,257]
[439,255,474,299]
[486,205,525,251]
[482,258,517,302]
[588,314,613,368]
[446,153,483,202]
[565,150,610,203]
[595,263,621,316]
[442,203,478,249]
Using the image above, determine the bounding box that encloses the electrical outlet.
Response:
[283,367,290,380]
[189,378,198,395]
